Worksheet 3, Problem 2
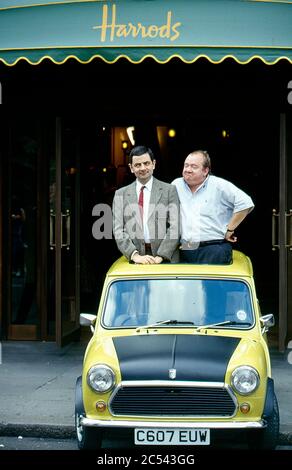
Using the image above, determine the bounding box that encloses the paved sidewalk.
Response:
[0,340,291,444]
[270,348,292,443]
[0,341,85,437]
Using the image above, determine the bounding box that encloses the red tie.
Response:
[138,186,145,222]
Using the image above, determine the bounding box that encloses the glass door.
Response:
[278,114,288,352]
[7,119,39,340]
[285,113,292,349]
[272,113,292,351]
[286,112,292,346]
[49,118,80,346]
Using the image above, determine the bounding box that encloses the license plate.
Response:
[134,428,210,445]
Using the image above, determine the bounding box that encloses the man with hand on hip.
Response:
[113,145,180,264]
[172,150,254,264]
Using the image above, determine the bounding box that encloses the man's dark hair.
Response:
[129,145,154,164]
[191,150,211,171]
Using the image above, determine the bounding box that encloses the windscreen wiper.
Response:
[136,319,195,332]
[195,320,252,332]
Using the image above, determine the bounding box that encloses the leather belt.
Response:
[181,240,226,250]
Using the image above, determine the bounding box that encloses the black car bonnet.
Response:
[113,335,240,382]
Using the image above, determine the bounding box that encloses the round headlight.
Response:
[87,365,115,393]
[231,366,260,395]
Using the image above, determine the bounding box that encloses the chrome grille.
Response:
[110,383,236,417]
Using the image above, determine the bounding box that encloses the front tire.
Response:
[248,394,279,450]
[75,376,102,450]
[75,411,102,450]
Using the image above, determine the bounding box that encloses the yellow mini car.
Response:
[75,251,279,449]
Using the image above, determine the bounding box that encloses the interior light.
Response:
[126,126,135,146]
[222,129,230,138]
[122,140,128,150]
[65,167,77,175]
[102,168,107,173]
[168,128,176,138]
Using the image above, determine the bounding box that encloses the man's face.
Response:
[182,153,209,188]
[129,153,156,184]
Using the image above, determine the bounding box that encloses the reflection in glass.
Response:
[103,279,254,328]
[11,131,38,326]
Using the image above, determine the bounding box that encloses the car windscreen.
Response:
[102,278,254,328]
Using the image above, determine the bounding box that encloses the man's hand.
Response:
[153,256,163,264]
[225,230,237,243]
[132,253,156,264]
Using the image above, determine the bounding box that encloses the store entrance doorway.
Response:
[1,110,290,350]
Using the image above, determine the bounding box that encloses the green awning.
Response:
[1,0,292,66]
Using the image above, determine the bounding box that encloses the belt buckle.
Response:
[181,241,199,250]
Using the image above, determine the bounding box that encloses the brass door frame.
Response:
[287,113,292,350]
[55,117,80,346]
[38,121,50,341]
[278,114,288,352]
[274,113,292,352]
[0,116,6,335]
[0,119,12,339]
[55,117,62,344]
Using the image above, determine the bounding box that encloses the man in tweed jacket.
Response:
[113,146,180,264]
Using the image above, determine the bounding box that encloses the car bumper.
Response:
[81,417,265,429]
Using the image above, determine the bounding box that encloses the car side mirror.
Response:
[80,313,97,334]
[260,314,275,334]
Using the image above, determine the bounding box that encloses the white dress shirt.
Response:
[136,177,153,243]
[172,175,254,243]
